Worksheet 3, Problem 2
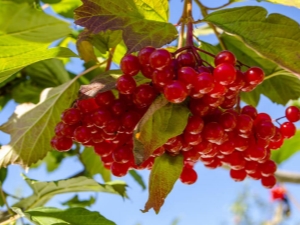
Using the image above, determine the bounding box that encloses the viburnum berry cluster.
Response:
[51,46,300,189]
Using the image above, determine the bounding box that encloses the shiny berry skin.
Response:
[227,70,245,91]
[180,167,198,185]
[51,136,73,151]
[102,118,121,134]
[177,52,196,67]
[280,122,296,139]
[245,67,264,85]
[121,111,142,131]
[241,105,257,119]
[94,141,116,157]
[219,112,237,131]
[245,161,258,174]
[111,99,127,116]
[93,108,112,128]
[149,49,172,70]
[73,126,92,143]
[285,106,300,122]
[95,91,115,107]
[152,68,174,87]
[209,82,227,98]
[164,80,188,103]
[138,46,155,65]
[189,99,210,117]
[260,160,277,176]
[193,72,215,94]
[255,121,275,139]
[230,169,246,182]
[261,175,276,189]
[61,108,82,125]
[55,122,65,136]
[77,98,99,113]
[111,162,130,177]
[254,113,272,126]
[112,144,133,163]
[183,131,202,146]
[269,137,284,150]
[116,75,137,94]
[271,186,286,200]
[185,116,204,134]
[141,65,154,78]
[202,122,224,143]
[133,84,157,107]
[214,50,236,66]
[213,63,236,85]
[120,54,140,76]
[178,67,197,89]
[236,114,253,133]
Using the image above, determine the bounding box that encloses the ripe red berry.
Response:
[120,54,140,76]
[111,162,130,177]
[61,108,82,125]
[236,114,253,133]
[95,91,115,107]
[180,167,198,185]
[213,63,236,85]
[285,106,300,122]
[255,120,276,139]
[219,112,237,131]
[133,84,157,107]
[230,169,247,182]
[241,105,257,119]
[209,82,227,98]
[260,160,277,176]
[193,72,215,94]
[73,126,92,143]
[177,52,196,67]
[149,49,172,70]
[202,122,224,143]
[77,98,99,113]
[138,46,155,65]
[112,144,133,163]
[178,67,197,89]
[185,116,204,134]
[116,75,137,94]
[164,80,188,103]
[51,136,73,151]
[261,175,276,189]
[280,122,296,139]
[93,108,112,128]
[214,50,236,66]
[152,68,174,87]
[245,67,264,85]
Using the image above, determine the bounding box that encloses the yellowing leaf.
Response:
[260,0,300,8]
[0,80,79,168]
[142,154,183,214]
[74,0,178,52]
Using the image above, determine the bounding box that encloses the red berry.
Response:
[236,114,253,133]
[261,175,276,189]
[95,91,115,107]
[177,52,196,67]
[116,75,137,94]
[214,50,236,66]
[77,98,99,113]
[61,108,82,125]
[51,136,73,151]
[213,63,236,85]
[193,72,215,94]
[164,80,188,103]
[73,126,92,143]
[120,54,140,76]
[209,82,227,98]
[133,84,157,107]
[285,106,300,122]
[183,131,202,146]
[280,122,296,139]
[178,67,197,89]
[230,169,246,182]
[202,122,224,143]
[185,116,204,134]
[149,49,172,70]
[112,144,133,163]
[245,67,264,85]
[255,120,275,139]
[121,111,142,132]
[189,99,210,117]
[241,105,257,119]
[245,160,258,174]
[152,68,174,87]
[92,108,112,128]
[180,167,198,185]
[138,46,155,65]
[94,141,116,156]
[140,65,154,79]
[111,162,130,177]
[219,112,237,131]
[260,160,277,176]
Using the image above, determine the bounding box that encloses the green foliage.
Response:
[259,0,300,8]
[12,207,116,225]
[129,170,147,190]
[142,154,183,214]
[0,1,76,83]
[221,34,300,106]
[49,0,82,18]
[205,6,300,77]
[13,176,127,210]
[0,80,79,168]
[61,195,96,208]
[74,0,178,53]
[81,148,111,182]
[134,96,190,164]
[271,130,300,164]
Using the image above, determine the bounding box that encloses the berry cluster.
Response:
[51,46,300,189]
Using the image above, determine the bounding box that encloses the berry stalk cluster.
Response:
[51,46,300,188]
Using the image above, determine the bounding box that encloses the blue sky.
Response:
[1,0,300,224]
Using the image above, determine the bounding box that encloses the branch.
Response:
[275,170,300,183]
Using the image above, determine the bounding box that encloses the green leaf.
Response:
[134,96,190,164]
[198,41,221,66]
[128,170,146,190]
[12,207,116,225]
[142,154,183,214]
[13,176,127,209]
[50,0,82,18]
[61,195,96,208]
[271,130,300,164]
[81,148,111,182]
[0,1,76,83]
[23,59,71,87]
[0,168,7,184]
[0,79,79,168]
[74,0,178,53]
[259,0,300,8]
[204,6,300,77]
[222,34,300,106]
[11,80,43,104]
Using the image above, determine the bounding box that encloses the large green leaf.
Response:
[271,130,300,164]
[74,0,178,53]
[222,34,300,106]
[13,176,127,210]
[11,80,43,104]
[50,0,82,18]
[134,96,190,164]
[259,0,300,8]
[13,207,116,225]
[0,1,75,83]
[24,59,70,87]
[205,6,300,77]
[61,195,96,208]
[0,79,79,168]
[142,154,183,214]
[81,148,111,182]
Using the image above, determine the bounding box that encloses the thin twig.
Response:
[202,1,233,10]
[105,47,116,71]
[0,215,20,225]
[0,187,13,215]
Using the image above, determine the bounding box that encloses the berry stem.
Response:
[105,47,116,71]
[185,0,194,47]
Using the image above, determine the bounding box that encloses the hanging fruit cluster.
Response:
[51,46,300,189]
